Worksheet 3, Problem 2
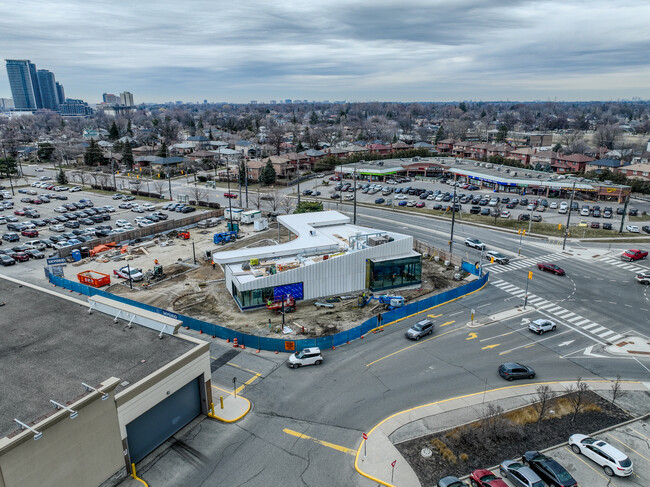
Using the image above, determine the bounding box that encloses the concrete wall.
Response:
[0,378,124,487]
[226,236,414,301]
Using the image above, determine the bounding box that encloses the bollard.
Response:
[233,337,238,347]
[220,396,224,409]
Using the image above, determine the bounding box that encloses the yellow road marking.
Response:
[366,328,457,367]
[440,321,455,327]
[212,384,234,395]
[498,350,512,355]
[236,373,262,393]
[524,344,535,349]
[225,361,262,376]
[564,446,618,485]
[283,428,356,456]
[466,332,478,340]
[606,433,650,464]
[428,313,442,318]
[631,428,650,443]
[482,344,500,350]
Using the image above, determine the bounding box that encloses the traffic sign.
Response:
[528,271,533,280]
[47,257,66,265]
[362,433,368,440]
[391,460,397,467]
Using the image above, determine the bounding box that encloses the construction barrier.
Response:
[47,269,488,353]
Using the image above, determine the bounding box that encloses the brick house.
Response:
[510,148,537,166]
[436,138,455,152]
[552,154,595,173]
[617,163,650,180]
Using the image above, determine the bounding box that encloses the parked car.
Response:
[498,362,535,381]
[568,434,633,476]
[25,249,45,259]
[464,238,485,250]
[21,229,39,237]
[2,232,20,242]
[621,249,648,261]
[528,318,556,335]
[468,469,508,487]
[537,262,565,275]
[49,224,65,232]
[626,225,640,233]
[500,210,511,219]
[486,251,509,265]
[470,206,481,214]
[0,254,16,266]
[113,265,144,282]
[374,198,385,204]
[437,476,469,487]
[521,451,577,487]
[499,460,545,487]
[642,225,650,234]
[287,347,323,368]
[405,319,434,340]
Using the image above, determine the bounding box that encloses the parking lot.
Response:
[303,176,650,233]
[0,181,198,266]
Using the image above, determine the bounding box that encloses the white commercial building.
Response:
[212,211,422,310]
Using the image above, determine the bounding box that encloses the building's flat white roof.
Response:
[213,210,408,265]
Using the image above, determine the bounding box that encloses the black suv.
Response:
[522,451,577,487]
[470,206,481,214]
[498,363,535,381]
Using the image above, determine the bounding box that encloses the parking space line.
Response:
[630,428,650,443]
[564,447,619,485]
[606,433,650,464]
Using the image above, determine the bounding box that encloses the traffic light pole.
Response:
[562,180,576,250]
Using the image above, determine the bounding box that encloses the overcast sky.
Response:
[2,0,649,104]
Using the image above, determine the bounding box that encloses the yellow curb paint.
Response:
[354,380,639,487]
[481,344,500,350]
[365,328,457,367]
[466,332,478,340]
[428,313,442,318]
[283,428,356,456]
[439,321,455,327]
[208,385,251,423]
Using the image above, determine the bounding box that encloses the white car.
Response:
[49,224,65,232]
[131,206,145,213]
[488,198,499,206]
[527,203,536,211]
[141,203,156,211]
[549,202,558,209]
[25,240,47,251]
[569,434,633,477]
[500,210,511,219]
[528,318,556,335]
[137,219,155,227]
[464,238,486,250]
[287,347,323,368]
[435,194,445,201]
[395,195,408,200]
[626,225,640,233]
[103,205,116,212]
[35,167,45,172]
[54,206,67,213]
[115,219,131,227]
[406,200,416,207]
[69,186,81,192]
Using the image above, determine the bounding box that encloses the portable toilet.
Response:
[71,249,82,261]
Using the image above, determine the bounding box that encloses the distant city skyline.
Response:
[1,1,649,104]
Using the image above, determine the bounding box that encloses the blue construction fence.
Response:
[47,270,489,353]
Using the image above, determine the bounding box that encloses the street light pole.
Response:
[353,167,357,224]
[227,165,233,230]
[449,177,457,255]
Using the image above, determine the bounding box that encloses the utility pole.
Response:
[245,159,249,209]
[449,176,457,255]
[618,195,630,234]
[353,167,357,224]
[227,165,233,230]
[296,161,301,206]
[562,180,576,250]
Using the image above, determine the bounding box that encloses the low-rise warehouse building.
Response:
[0,277,212,487]
[212,211,422,310]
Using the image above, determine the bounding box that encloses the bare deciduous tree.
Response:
[593,124,621,150]
[71,170,89,188]
[533,385,555,430]
[279,196,296,215]
[610,375,626,406]
[478,403,505,438]
[189,185,207,204]
[96,173,110,189]
[153,181,166,197]
[566,377,590,422]
[265,189,281,212]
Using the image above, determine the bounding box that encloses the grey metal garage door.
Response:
[126,377,202,463]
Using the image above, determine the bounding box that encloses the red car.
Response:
[537,262,565,275]
[21,229,39,237]
[415,202,425,208]
[469,469,508,487]
[621,249,648,261]
[14,209,26,216]
[10,252,29,262]
[223,193,238,199]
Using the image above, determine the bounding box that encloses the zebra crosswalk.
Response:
[490,278,623,343]
[598,256,649,274]
[484,252,572,274]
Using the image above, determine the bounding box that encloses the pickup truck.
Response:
[621,249,648,261]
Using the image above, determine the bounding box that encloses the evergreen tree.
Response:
[157,142,168,158]
[37,142,55,161]
[434,126,445,144]
[259,159,276,185]
[57,168,68,185]
[127,119,133,136]
[109,121,120,141]
[294,201,323,214]
[495,124,508,143]
[208,128,214,140]
[84,139,104,166]
[238,160,247,186]
[310,111,318,125]
[122,144,134,170]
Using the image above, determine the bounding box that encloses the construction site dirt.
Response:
[87,222,468,339]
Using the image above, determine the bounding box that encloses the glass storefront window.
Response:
[367,255,422,292]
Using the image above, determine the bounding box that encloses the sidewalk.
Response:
[355,380,650,487]
[607,335,650,357]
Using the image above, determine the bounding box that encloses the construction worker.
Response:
[154,259,159,265]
